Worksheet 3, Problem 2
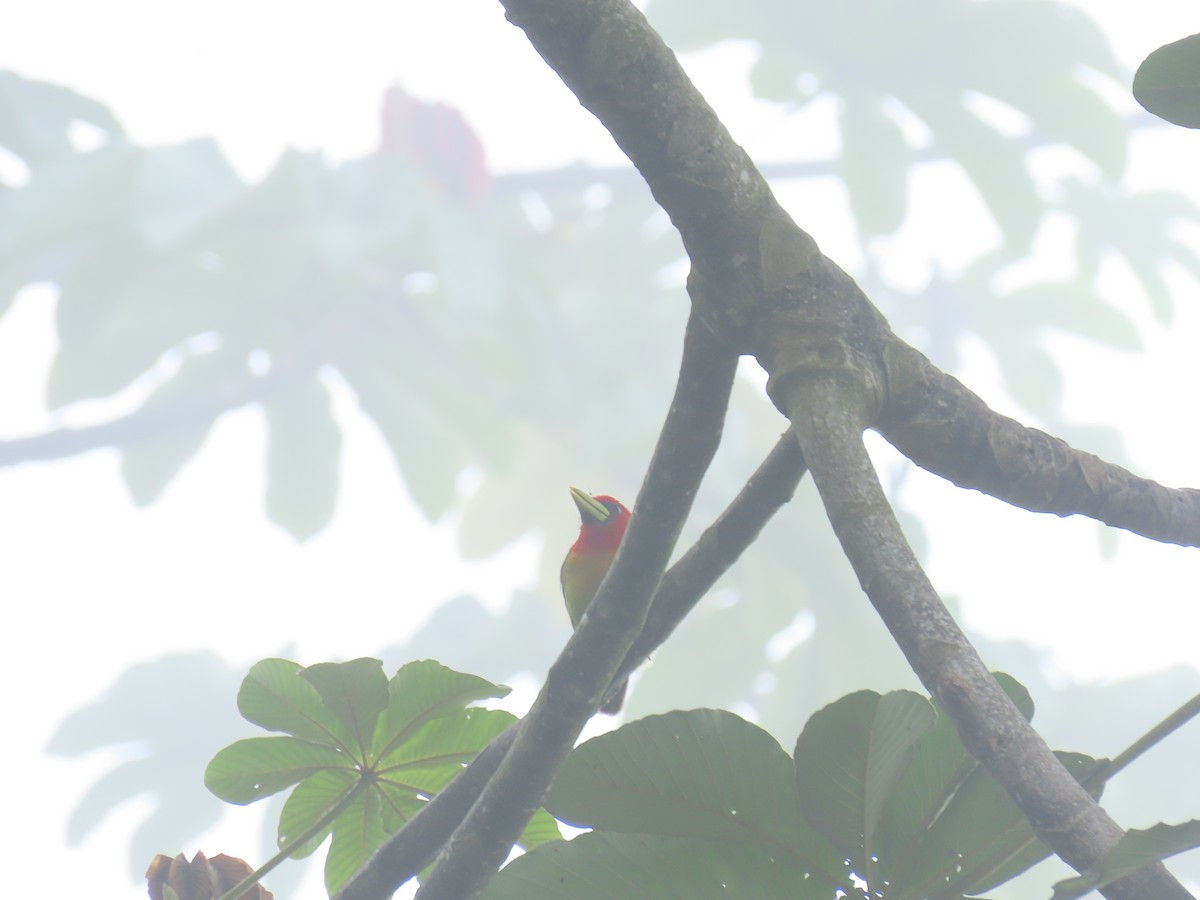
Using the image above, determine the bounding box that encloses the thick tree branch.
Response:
[413,312,737,899]
[775,373,1189,900]
[878,340,1200,546]
[498,0,1200,547]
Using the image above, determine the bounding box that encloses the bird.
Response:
[561,486,633,715]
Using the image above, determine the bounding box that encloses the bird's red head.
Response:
[568,488,631,556]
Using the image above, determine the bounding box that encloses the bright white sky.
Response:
[4,2,1200,897]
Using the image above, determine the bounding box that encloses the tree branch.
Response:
[498,0,1200,546]
[775,372,1190,900]
[412,311,738,898]
[878,340,1200,546]
[605,428,806,701]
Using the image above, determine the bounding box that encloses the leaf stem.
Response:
[218,780,368,900]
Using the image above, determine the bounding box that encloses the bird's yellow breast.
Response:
[560,549,614,627]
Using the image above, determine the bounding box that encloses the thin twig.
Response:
[1089,692,1200,789]
[606,429,806,699]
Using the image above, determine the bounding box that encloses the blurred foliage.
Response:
[45,654,251,879]
[647,0,1127,246]
[9,0,1200,892]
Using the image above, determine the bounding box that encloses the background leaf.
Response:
[264,375,342,540]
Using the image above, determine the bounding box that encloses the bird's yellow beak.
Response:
[569,486,611,524]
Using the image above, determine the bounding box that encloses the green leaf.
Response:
[325,784,389,895]
[263,374,341,540]
[204,736,347,804]
[1052,819,1200,899]
[277,769,360,857]
[213,656,525,893]
[372,658,510,759]
[376,708,516,796]
[792,690,936,876]
[1134,33,1200,129]
[518,808,563,850]
[874,698,977,891]
[549,708,798,841]
[237,658,347,745]
[300,658,390,757]
[547,709,844,882]
[482,832,827,900]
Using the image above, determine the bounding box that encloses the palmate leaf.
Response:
[205,736,348,804]
[277,769,363,858]
[237,658,348,745]
[207,657,539,894]
[373,655,512,758]
[300,658,389,757]
[323,786,391,896]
